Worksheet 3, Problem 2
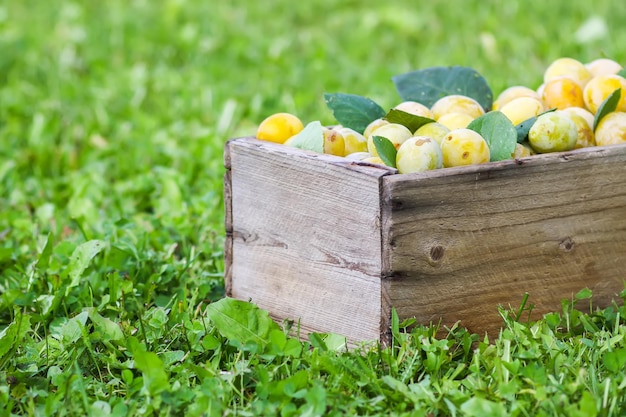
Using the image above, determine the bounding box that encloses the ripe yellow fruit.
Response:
[437,112,475,130]
[363,118,390,140]
[431,95,485,120]
[499,97,545,125]
[583,74,626,114]
[337,127,368,155]
[362,156,387,166]
[413,122,450,145]
[511,142,533,158]
[541,77,585,110]
[528,112,578,153]
[557,111,595,148]
[543,57,592,88]
[366,123,413,157]
[394,101,435,119]
[595,112,626,146]
[559,106,595,129]
[256,112,304,144]
[396,136,443,174]
[322,127,346,156]
[586,58,623,77]
[493,85,542,111]
[344,151,371,161]
[441,128,490,167]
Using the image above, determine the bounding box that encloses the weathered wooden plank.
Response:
[224,141,234,296]
[381,145,626,337]
[226,137,393,343]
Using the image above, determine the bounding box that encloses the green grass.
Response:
[2,0,626,415]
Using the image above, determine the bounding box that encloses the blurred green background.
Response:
[2,0,626,413]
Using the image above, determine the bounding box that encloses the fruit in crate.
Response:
[493,85,542,111]
[586,58,623,77]
[254,57,626,174]
[431,94,485,120]
[395,136,443,174]
[441,128,490,167]
[543,57,592,88]
[413,122,450,145]
[499,97,545,125]
[583,74,626,114]
[366,123,413,157]
[541,77,585,110]
[256,112,304,144]
[528,112,578,153]
[595,112,626,146]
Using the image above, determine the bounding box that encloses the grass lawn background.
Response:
[2,0,626,415]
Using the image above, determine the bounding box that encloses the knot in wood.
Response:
[559,237,575,252]
[429,245,445,262]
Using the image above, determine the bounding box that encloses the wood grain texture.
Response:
[224,141,233,296]
[381,145,626,338]
[226,137,394,343]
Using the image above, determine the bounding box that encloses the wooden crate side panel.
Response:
[224,142,233,295]
[382,146,626,336]
[227,138,392,343]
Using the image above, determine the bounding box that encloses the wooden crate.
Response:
[224,136,626,345]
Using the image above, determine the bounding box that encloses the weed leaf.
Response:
[0,314,31,362]
[593,88,621,131]
[324,93,386,134]
[603,348,626,373]
[467,111,517,161]
[393,66,493,111]
[68,240,108,289]
[88,309,125,343]
[36,232,54,272]
[206,298,281,348]
[128,336,170,395]
[373,136,397,168]
[461,397,507,416]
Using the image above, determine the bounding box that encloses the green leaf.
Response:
[283,120,323,153]
[324,93,386,134]
[308,332,348,352]
[467,111,517,161]
[384,108,436,132]
[392,66,493,111]
[593,88,621,131]
[128,336,170,396]
[515,108,557,143]
[0,314,31,362]
[88,309,125,343]
[67,240,108,290]
[206,298,281,348]
[603,348,626,373]
[575,288,593,300]
[460,397,507,416]
[35,232,54,272]
[372,136,397,168]
[618,68,626,78]
[60,311,89,344]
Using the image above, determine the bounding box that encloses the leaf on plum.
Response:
[392,66,493,111]
[373,136,397,168]
[283,120,323,153]
[324,93,386,134]
[467,111,516,161]
[593,88,621,132]
[384,108,436,133]
[515,109,556,143]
